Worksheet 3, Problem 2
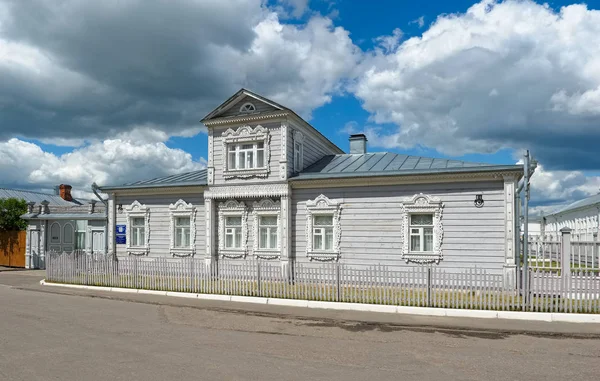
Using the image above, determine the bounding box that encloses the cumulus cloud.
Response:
[530,164,600,207]
[353,0,600,170]
[0,0,358,142]
[0,138,205,198]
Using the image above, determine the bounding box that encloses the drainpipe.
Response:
[91,182,111,259]
[518,151,537,301]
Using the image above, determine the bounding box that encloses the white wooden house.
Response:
[9,185,108,269]
[99,89,524,284]
[539,194,600,241]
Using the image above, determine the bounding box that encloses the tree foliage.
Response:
[0,198,28,231]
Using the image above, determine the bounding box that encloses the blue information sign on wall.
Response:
[116,225,126,235]
[116,235,126,244]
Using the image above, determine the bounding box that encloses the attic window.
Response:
[239,103,256,113]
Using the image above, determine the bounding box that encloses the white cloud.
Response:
[410,16,425,28]
[353,0,600,169]
[530,164,600,207]
[0,138,205,197]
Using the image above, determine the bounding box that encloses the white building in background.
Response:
[539,193,600,241]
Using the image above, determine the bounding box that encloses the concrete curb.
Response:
[39,280,600,324]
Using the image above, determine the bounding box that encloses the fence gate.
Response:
[0,231,26,268]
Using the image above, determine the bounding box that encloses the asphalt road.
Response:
[1,273,599,380]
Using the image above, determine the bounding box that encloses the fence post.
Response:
[426,267,432,307]
[336,262,341,302]
[561,227,572,279]
[257,260,262,297]
[594,232,598,269]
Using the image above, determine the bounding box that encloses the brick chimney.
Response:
[59,184,73,201]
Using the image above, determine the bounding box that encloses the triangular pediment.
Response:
[201,89,286,122]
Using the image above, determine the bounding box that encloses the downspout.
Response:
[91,182,110,259]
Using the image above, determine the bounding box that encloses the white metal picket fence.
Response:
[46,252,600,314]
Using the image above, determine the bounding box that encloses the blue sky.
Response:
[1,0,600,212]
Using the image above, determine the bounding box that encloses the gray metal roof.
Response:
[292,153,522,180]
[99,169,207,191]
[0,188,78,206]
[21,213,107,220]
[547,193,600,216]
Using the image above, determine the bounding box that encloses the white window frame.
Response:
[169,199,196,257]
[239,102,256,113]
[218,200,248,258]
[409,214,434,253]
[400,194,444,264]
[292,130,304,173]
[126,200,150,256]
[305,194,342,262]
[252,199,281,259]
[222,125,271,179]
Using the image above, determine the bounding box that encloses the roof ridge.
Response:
[0,187,60,198]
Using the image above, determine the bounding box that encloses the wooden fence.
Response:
[0,230,26,268]
[46,252,600,314]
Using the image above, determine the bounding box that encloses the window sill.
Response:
[127,247,149,256]
[402,252,442,264]
[223,168,269,179]
[254,250,280,260]
[307,251,340,262]
[170,248,195,258]
[220,249,247,259]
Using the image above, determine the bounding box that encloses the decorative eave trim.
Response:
[291,170,523,189]
[203,112,289,127]
[110,186,206,195]
[205,183,290,199]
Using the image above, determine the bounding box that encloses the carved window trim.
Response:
[293,130,304,173]
[218,200,248,259]
[305,194,342,262]
[169,199,196,258]
[222,125,271,179]
[239,102,256,113]
[252,199,281,260]
[400,193,444,264]
[126,200,150,256]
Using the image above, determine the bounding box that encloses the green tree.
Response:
[0,198,28,231]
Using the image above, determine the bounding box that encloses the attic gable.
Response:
[201,89,286,122]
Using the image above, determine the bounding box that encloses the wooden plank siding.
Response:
[114,193,205,258]
[218,95,279,118]
[211,121,283,184]
[291,181,506,273]
[288,119,342,177]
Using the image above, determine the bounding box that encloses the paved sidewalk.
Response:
[1,271,600,337]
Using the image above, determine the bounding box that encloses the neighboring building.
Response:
[539,194,600,241]
[99,89,524,284]
[1,185,107,269]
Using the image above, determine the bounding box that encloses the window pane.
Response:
[259,227,268,249]
[225,232,233,248]
[269,227,278,249]
[176,217,190,227]
[257,142,264,149]
[314,215,333,226]
[175,228,183,247]
[184,228,190,247]
[424,228,434,251]
[228,151,236,169]
[132,217,144,226]
[325,227,333,250]
[76,220,87,232]
[139,228,145,245]
[257,150,264,167]
[235,228,242,248]
[238,151,246,169]
[247,150,254,169]
[411,214,433,226]
[314,230,323,250]
[226,217,242,226]
[260,216,277,226]
[411,235,421,251]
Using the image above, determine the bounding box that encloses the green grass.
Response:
[45,274,600,314]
